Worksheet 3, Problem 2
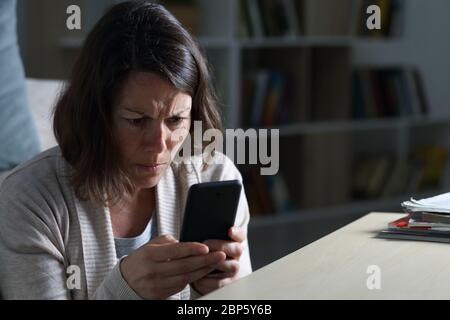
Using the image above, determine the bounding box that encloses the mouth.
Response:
[135,163,167,173]
[141,163,166,167]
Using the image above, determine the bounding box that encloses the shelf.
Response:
[58,34,404,52]
[238,36,354,48]
[278,118,406,136]
[408,116,450,127]
[240,116,450,137]
[238,36,403,49]
[58,36,84,49]
[197,37,232,49]
[249,188,447,228]
[58,36,233,50]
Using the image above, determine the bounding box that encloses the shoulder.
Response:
[0,146,62,194]
[0,147,71,227]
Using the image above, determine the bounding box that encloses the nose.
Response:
[142,121,167,153]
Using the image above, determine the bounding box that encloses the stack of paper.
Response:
[378,193,450,243]
[402,193,450,213]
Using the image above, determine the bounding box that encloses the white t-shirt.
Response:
[114,212,156,260]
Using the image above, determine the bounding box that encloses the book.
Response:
[387,0,405,37]
[404,68,423,116]
[240,165,295,215]
[408,220,450,230]
[411,212,450,224]
[246,0,265,38]
[351,68,429,119]
[389,214,450,232]
[352,145,447,201]
[412,146,448,190]
[264,173,295,213]
[242,70,301,127]
[281,0,301,36]
[261,71,284,127]
[378,212,450,244]
[241,0,302,38]
[239,0,252,38]
[250,71,271,127]
[303,0,354,36]
[352,155,393,199]
[378,230,450,243]
[258,0,277,37]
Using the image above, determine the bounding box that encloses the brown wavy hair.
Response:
[53,0,223,205]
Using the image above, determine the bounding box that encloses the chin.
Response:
[135,176,160,189]
[129,163,168,189]
[133,170,165,188]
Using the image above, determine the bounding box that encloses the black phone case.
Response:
[180,180,242,243]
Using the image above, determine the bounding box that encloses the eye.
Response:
[167,116,185,125]
[126,117,147,126]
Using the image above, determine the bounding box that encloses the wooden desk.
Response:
[202,212,450,299]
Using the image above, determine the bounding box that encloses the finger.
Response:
[163,266,217,289]
[146,242,210,262]
[211,259,240,276]
[149,234,179,245]
[148,266,216,299]
[194,276,235,292]
[205,272,230,279]
[203,240,243,259]
[228,227,246,243]
[157,251,226,276]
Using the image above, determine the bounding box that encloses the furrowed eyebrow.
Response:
[123,107,146,115]
[171,108,191,116]
[122,106,191,117]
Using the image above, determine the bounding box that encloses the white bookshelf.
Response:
[191,0,450,267]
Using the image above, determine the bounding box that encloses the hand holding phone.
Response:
[180,180,242,277]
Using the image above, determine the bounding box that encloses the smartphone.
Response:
[180,180,242,243]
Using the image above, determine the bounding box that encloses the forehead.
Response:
[115,72,192,114]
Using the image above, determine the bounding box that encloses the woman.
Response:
[0,1,252,300]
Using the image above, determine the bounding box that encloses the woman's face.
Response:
[113,72,192,190]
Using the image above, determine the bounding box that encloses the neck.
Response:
[121,187,154,207]
[109,187,155,238]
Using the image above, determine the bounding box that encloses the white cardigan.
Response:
[0,147,252,299]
